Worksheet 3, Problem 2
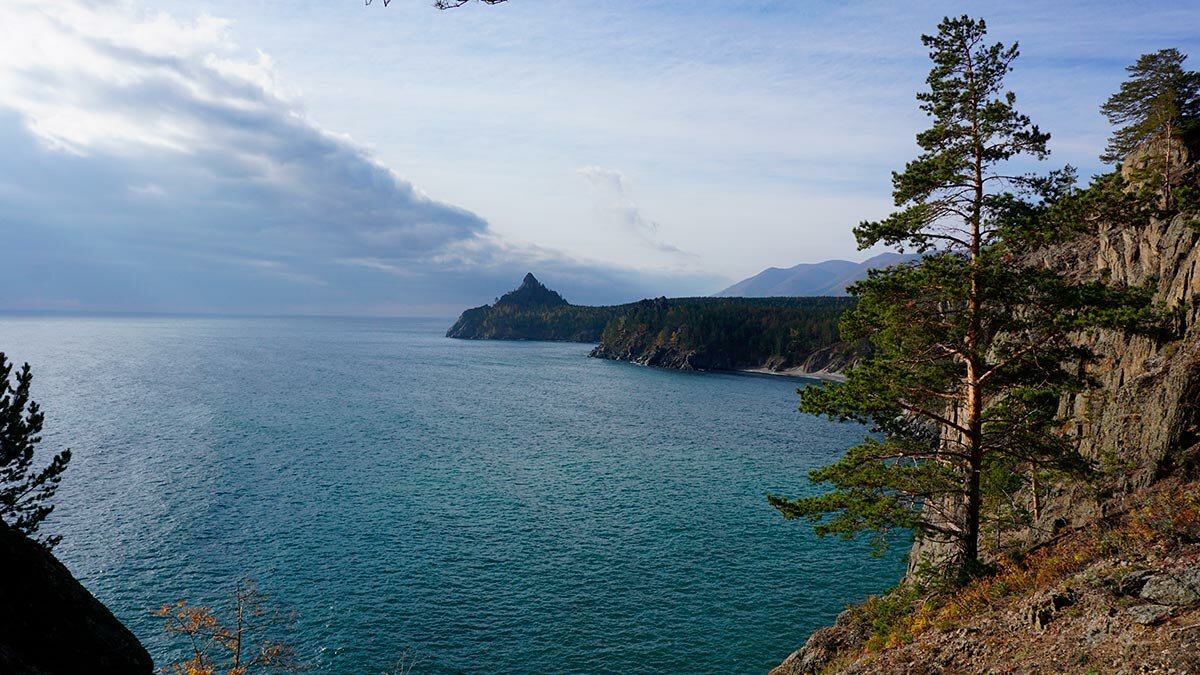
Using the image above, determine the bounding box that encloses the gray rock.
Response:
[1115,569,1156,596]
[909,209,1200,574]
[1127,603,1173,626]
[769,609,869,675]
[1139,567,1200,607]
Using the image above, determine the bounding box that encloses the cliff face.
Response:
[1038,210,1200,517]
[902,210,1200,573]
[773,147,1200,672]
[587,296,858,375]
[589,330,858,375]
[0,521,153,674]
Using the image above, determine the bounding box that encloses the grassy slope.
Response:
[773,476,1200,674]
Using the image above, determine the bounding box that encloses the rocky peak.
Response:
[494,273,569,308]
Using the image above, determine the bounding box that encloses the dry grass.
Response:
[852,480,1200,655]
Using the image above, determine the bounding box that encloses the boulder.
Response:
[1138,567,1200,607]
[1127,603,1173,626]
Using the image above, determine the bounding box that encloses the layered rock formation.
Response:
[1033,210,1200,519]
[589,329,858,376]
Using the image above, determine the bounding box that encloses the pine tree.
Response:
[1100,49,1200,209]
[769,17,1158,579]
[0,353,71,549]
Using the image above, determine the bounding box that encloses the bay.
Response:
[0,315,903,673]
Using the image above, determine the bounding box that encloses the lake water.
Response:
[0,315,903,673]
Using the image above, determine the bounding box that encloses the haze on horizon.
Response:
[2,0,1198,316]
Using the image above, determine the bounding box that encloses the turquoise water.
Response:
[0,316,904,673]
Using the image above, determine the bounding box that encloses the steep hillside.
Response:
[0,521,153,673]
[445,274,629,341]
[494,272,570,309]
[772,189,1200,672]
[589,296,858,376]
[716,253,918,297]
[447,278,862,377]
[772,476,1200,675]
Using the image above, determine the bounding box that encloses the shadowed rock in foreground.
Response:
[0,521,152,674]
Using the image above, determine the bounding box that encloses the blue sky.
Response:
[1,0,1198,315]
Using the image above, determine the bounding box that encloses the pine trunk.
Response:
[962,373,983,568]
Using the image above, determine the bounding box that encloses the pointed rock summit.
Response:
[494,273,569,308]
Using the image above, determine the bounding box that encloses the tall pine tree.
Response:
[1100,49,1200,209]
[770,16,1157,579]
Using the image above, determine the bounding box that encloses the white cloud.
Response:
[0,1,487,258]
[0,2,721,314]
[577,165,691,258]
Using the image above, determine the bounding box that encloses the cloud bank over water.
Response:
[0,2,719,315]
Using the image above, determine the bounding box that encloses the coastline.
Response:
[738,366,847,382]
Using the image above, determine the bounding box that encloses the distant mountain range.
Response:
[715,252,918,297]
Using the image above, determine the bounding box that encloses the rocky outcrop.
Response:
[769,609,869,675]
[589,339,860,377]
[771,477,1200,675]
[588,296,858,375]
[1014,209,1199,530]
[446,274,626,341]
[899,207,1200,577]
[1138,567,1200,607]
[495,273,570,309]
[795,342,861,375]
[0,521,153,674]
[773,131,1200,670]
[448,278,861,378]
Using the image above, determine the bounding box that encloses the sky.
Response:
[1,0,1198,316]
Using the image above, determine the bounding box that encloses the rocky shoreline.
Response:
[589,340,857,380]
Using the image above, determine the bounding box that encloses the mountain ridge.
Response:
[716,252,918,297]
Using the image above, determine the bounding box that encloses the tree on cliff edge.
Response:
[1100,49,1200,210]
[0,353,71,550]
[769,16,1157,580]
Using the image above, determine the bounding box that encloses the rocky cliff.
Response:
[587,296,858,375]
[589,325,858,376]
[0,521,153,673]
[1025,209,1200,532]
[771,150,1200,672]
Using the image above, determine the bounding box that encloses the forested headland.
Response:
[447,274,862,376]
